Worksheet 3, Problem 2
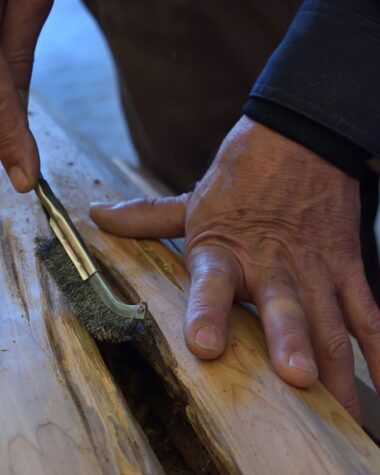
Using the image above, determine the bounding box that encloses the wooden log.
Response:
[80,224,380,475]
[0,97,163,475]
[0,94,379,474]
[113,134,380,446]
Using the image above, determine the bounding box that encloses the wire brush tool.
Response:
[35,174,146,342]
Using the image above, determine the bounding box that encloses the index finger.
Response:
[0,52,39,191]
[0,0,52,191]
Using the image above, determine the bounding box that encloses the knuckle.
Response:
[192,265,228,282]
[306,279,336,302]
[256,232,290,255]
[342,397,357,413]
[261,268,294,289]
[322,281,337,301]
[0,106,26,150]
[186,245,241,288]
[322,330,352,362]
[278,327,306,345]
[360,307,380,338]
[342,263,365,287]
[6,51,34,67]
[190,304,225,319]
[263,289,303,319]
[0,122,23,152]
[338,234,360,257]
[340,396,360,418]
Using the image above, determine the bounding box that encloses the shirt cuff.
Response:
[245,0,380,179]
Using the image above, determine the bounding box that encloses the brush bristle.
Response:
[36,237,145,343]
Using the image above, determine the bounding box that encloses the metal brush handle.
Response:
[35,174,146,320]
[36,174,99,280]
[89,272,145,319]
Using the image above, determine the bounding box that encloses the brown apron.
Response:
[82,0,380,301]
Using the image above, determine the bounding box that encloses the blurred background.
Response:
[30,0,380,243]
[31,0,138,165]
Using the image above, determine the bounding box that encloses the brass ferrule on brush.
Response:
[35,175,146,320]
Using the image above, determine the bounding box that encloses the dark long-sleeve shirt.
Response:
[243,0,380,179]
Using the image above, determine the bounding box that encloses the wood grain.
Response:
[80,225,380,475]
[0,97,163,475]
[1,94,379,474]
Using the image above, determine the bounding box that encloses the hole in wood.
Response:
[94,247,380,461]
[93,259,221,474]
[97,340,220,475]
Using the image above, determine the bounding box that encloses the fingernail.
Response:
[194,325,220,351]
[8,166,29,192]
[289,352,316,373]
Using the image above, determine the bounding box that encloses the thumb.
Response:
[184,243,241,359]
[90,194,188,238]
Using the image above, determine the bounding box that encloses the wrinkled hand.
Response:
[0,0,52,192]
[91,117,380,423]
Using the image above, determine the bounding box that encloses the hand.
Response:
[90,117,380,423]
[0,0,52,192]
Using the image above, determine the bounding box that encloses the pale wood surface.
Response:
[116,156,378,397]
[0,97,163,475]
[1,96,379,474]
[80,225,380,475]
